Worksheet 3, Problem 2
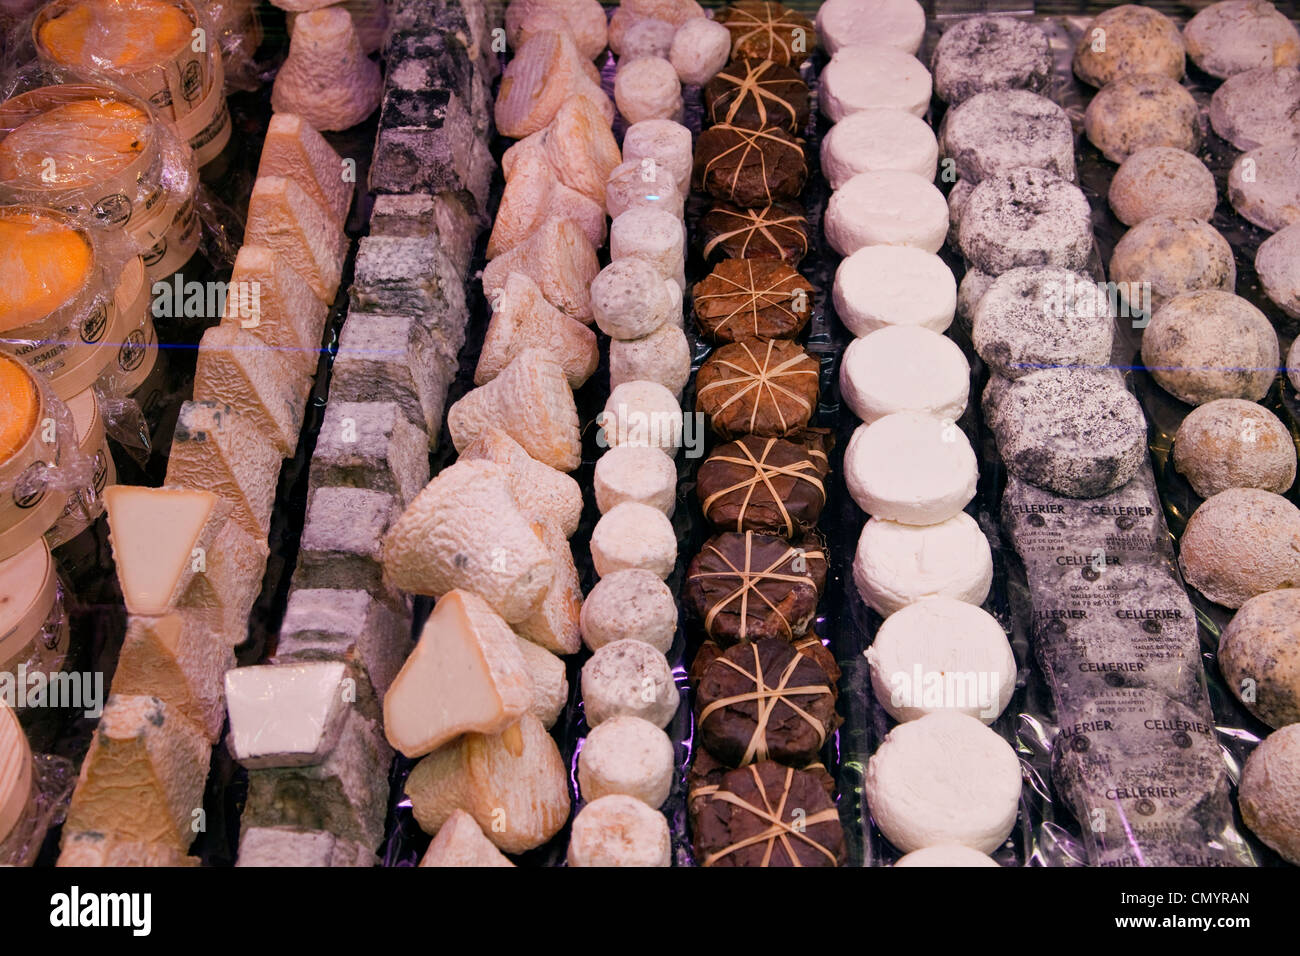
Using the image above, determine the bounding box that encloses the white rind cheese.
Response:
[594,445,678,516]
[893,843,1000,867]
[844,413,978,525]
[825,170,948,257]
[840,326,969,425]
[591,502,678,579]
[226,662,351,768]
[566,794,671,866]
[578,714,674,807]
[458,426,583,539]
[513,635,569,729]
[245,176,347,304]
[221,245,329,379]
[833,245,956,336]
[419,810,515,867]
[514,520,583,655]
[257,113,355,227]
[580,569,679,654]
[820,106,938,189]
[853,513,993,617]
[581,638,680,728]
[820,43,932,119]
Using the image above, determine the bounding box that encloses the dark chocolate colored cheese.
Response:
[690,634,841,691]
[704,58,810,134]
[692,258,813,343]
[694,122,807,207]
[700,201,810,262]
[696,338,820,438]
[716,1,817,67]
[697,433,829,535]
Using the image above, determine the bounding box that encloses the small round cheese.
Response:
[893,844,1000,867]
[1071,4,1185,88]
[580,568,679,654]
[592,258,674,340]
[1108,217,1237,315]
[844,412,978,525]
[601,380,683,451]
[1173,399,1296,498]
[825,170,948,257]
[591,501,678,579]
[581,637,680,728]
[819,107,938,190]
[1239,724,1300,866]
[1210,66,1300,151]
[865,710,1022,854]
[1219,588,1300,729]
[669,16,730,86]
[852,513,993,618]
[621,17,676,59]
[1179,487,1300,609]
[1084,73,1200,164]
[578,715,675,807]
[840,326,969,424]
[606,159,686,221]
[930,15,1053,106]
[615,56,684,124]
[821,43,932,120]
[817,0,925,56]
[1108,147,1218,226]
[594,445,678,515]
[1257,222,1300,319]
[1228,139,1300,233]
[833,245,956,336]
[622,118,694,197]
[567,794,672,866]
[958,167,1093,276]
[955,267,993,334]
[866,598,1015,724]
[1184,0,1300,80]
[611,206,686,290]
[939,90,1076,185]
[611,322,691,398]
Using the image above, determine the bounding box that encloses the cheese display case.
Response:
[0,0,1297,872]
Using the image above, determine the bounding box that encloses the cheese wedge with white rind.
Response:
[458,426,583,538]
[221,245,329,379]
[64,695,210,853]
[112,614,236,743]
[383,459,554,623]
[481,216,599,323]
[501,96,622,205]
[257,113,355,227]
[419,810,515,867]
[406,713,571,854]
[383,590,532,758]
[104,485,232,617]
[193,323,308,458]
[56,831,199,867]
[476,271,599,389]
[225,662,351,768]
[245,176,348,304]
[513,635,568,729]
[165,401,282,539]
[487,150,606,258]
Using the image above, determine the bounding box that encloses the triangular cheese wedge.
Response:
[225,662,351,768]
[64,695,210,853]
[257,113,354,227]
[112,614,236,743]
[476,271,598,389]
[245,176,348,304]
[495,30,612,138]
[193,323,309,457]
[383,590,532,758]
[419,810,515,867]
[165,401,281,539]
[514,521,583,655]
[179,520,270,646]
[221,244,328,379]
[104,486,232,616]
[487,151,605,258]
[502,96,621,205]
[57,831,199,866]
[459,427,583,538]
[481,216,599,323]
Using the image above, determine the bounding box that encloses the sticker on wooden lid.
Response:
[0,701,34,846]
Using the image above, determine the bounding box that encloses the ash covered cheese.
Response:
[193,324,307,458]
[820,107,938,190]
[1228,138,1300,233]
[612,206,687,291]
[1219,588,1300,729]
[820,44,932,120]
[580,568,679,654]
[594,445,678,516]
[1173,399,1296,498]
[894,844,1000,867]
[840,326,969,425]
[955,266,993,334]
[865,710,1022,854]
[294,486,397,594]
[567,794,671,866]
[236,826,373,867]
[832,245,955,336]
[245,176,347,304]
[459,427,583,539]
[578,714,675,807]
[623,118,694,197]
[226,661,351,768]
[853,513,993,617]
[310,401,429,507]
[825,170,948,256]
[611,323,691,398]
[1239,723,1300,865]
[1210,66,1300,151]
[866,598,1015,724]
[419,810,514,867]
[64,695,211,853]
[994,370,1146,499]
[958,167,1093,276]
[383,590,531,758]
[844,413,978,524]
[591,502,678,579]
[930,15,1052,105]
[939,90,1076,185]
[165,401,283,538]
[581,638,680,728]
[817,0,925,56]
[601,380,684,451]
[1179,488,1300,609]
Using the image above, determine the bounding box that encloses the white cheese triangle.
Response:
[225,662,350,768]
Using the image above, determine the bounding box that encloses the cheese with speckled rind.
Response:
[865,710,1021,853]
[1108,217,1236,315]
[844,413,978,524]
[591,502,678,579]
[271,8,381,130]
[1184,0,1300,80]
[165,401,281,539]
[103,485,232,616]
[610,323,690,398]
[383,459,554,623]
[580,568,679,654]
[581,638,679,728]
[245,176,348,304]
[959,167,1093,276]
[64,694,210,852]
[449,349,582,472]
[591,258,675,340]
[406,714,571,853]
[579,715,674,808]
[853,513,993,618]
[56,831,199,867]
[1179,488,1300,609]
[514,519,583,655]
[488,153,605,259]
[1173,399,1296,498]
[495,31,613,138]
[1210,66,1300,151]
[1072,4,1185,87]
[611,207,686,290]
[476,271,599,389]
[459,427,583,538]
[481,216,599,323]
[513,635,568,728]
[501,96,622,206]
[930,15,1052,105]
[825,170,948,256]
[567,794,671,866]
[221,245,329,379]
[1219,589,1300,729]
[383,590,531,757]
[833,245,955,336]
[622,119,693,197]
[1258,223,1300,319]
[257,113,354,227]
[594,445,677,516]
[840,326,969,424]
[820,43,931,120]
[1228,138,1300,233]
[193,323,307,457]
[1084,74,1200,164]
[939,90,1075,185]
[1108,147,1217,226]
[113,614,235,743]
[1239,723,1300,865]
[419,810,515,867]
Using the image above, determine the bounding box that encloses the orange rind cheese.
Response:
[38,0,194,73]
[0,354,40,465]
[0,97,150,189]
[0,210,93,331]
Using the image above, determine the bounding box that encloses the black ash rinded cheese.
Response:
[930,16,1053,105]
[958,167,1093,276]
[939,90,1076,185]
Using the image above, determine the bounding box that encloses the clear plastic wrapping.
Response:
[0,752,77,866]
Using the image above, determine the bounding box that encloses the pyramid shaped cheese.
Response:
[222,245,329,379]
[448,349,583,472]
[482,215,599,323]
[225,662,350,768]
[459,427,583,538]
[513,635,568,729]
[515,521,583,656]
[383,460,554,623]
[476,272,598,389]
[179,519,270,646]
[270,8,382,132]
[505,0,609,61]
[245,176,348,304]
[383,590,532,758]
[257,113,355,227]
[57,831,199,867]
[495,30,613,138]
[194,324,309,457]
[165,401,282,539]
[112,614,236,743]
[419,810,515,867]
[487,151,605,258]
[64,695,210,853]
[502,96,622,205]
[104,486,232,616]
